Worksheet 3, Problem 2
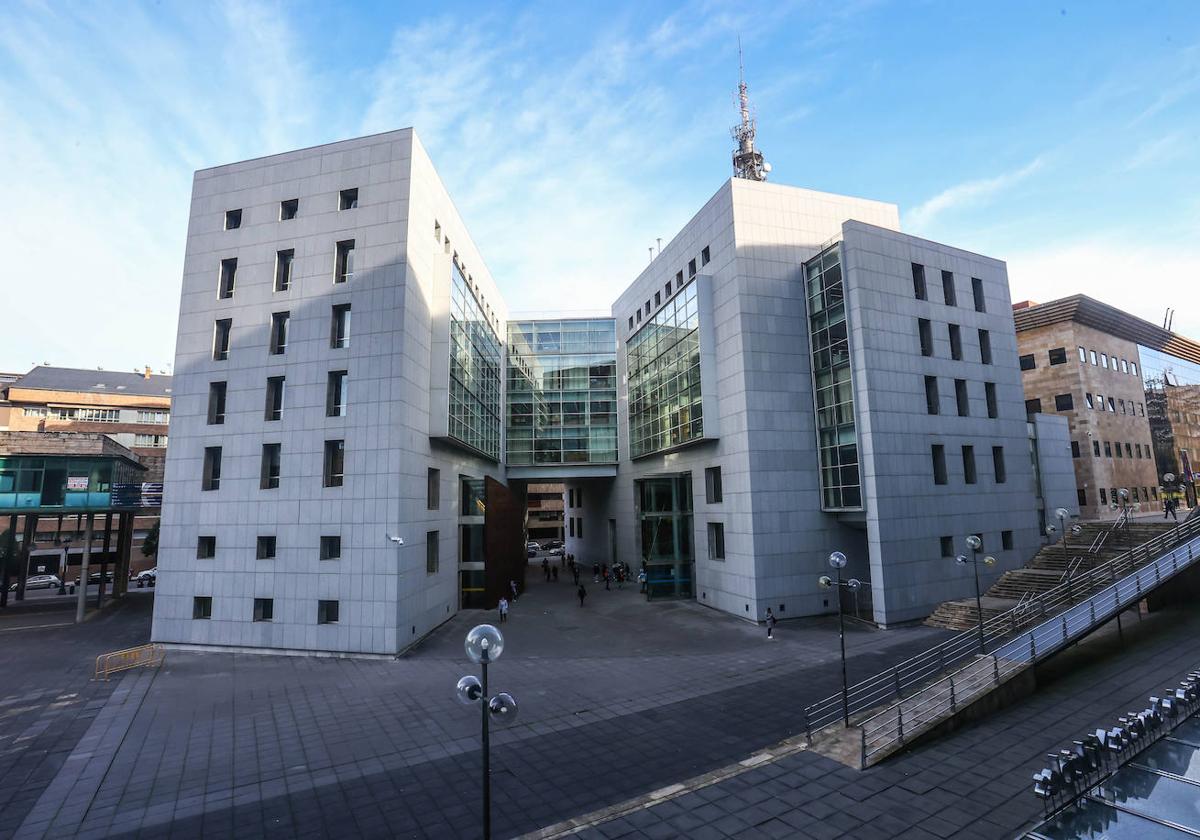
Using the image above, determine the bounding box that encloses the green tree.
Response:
[141,521,159,558]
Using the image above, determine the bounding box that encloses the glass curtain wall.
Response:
[506,319,617,465]
[627,282,703,458]
[449,264,502,460]
[636,474,694,600]
[1139,345,1200,506]
[805,244,862,510]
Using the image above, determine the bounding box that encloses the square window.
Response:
[948,324,962,360]
[256,536,276,559]
[1048,347,1068,365]
[932,444,947,485]
[207,381,227,425]
[323,439,344,487]
[260,443,281,489]
[253,598,273,621]
[269,312,289,355]
[335,239,355,283]
[941,270,956,306]
[1025,398,1042,415]
[940,536,954,557]
[339,188,358,210]
[213,319,232,361]
[925,376,940,415]
[193,596,212,619]
[224,209,242,230]
[971,277,985,312]
[1054,393,1074,411]
[427,467,440,510]
[701,246,710,266]
[265,375,285,421]
[280,199,298,220]
[320,535,341,560]
[912,263,927,300]
[317,600,339,624]
[962,445,977,484]
[1001,530,1013,550]
[1019,354,1035,371]
[196,535,216,559]
[426,531,439,574]
[275,249,294,292]
[326,370,347,417]
[707,522,725,560]
[202,447,222,491]
[218,258,237,299]
[705,466,723,503]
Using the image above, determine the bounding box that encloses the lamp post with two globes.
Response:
[819,550,860,727]
[456,624,518,840]
[958,535,995,654]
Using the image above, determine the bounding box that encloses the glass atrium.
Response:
[449,264,502,460]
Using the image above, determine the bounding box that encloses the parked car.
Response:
[8,574,60,592]
[527,548,537,559]
[548,546,565,557]
[526,541,541,552]
[72,570,115,587]
[542,540,563,550]
[135,568,157,583]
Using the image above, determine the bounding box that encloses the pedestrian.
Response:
[578,585,587,607]
[593,562,600,583]
[638,568,647,594]
[542,558,550,581]
[498,597,509,623]
[510,579,518,602]
[572,567,580,586]
[766,607,777,640]
[1168,498,1179,522]
[552,566,559,582]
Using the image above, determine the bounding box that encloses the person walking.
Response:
[638,568,647,594]
[498,597,509,623]
[766,607,777,640]
[542,558,551,581]
[572,566,580,586]
[603,569,610,591]
[510,579,519,602]
[593,562,600,583]
[577,585,587,607]
[1165,497,1178,521]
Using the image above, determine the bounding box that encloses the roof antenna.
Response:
[731,36,770,182]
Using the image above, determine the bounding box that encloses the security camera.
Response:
[386,533,404,545]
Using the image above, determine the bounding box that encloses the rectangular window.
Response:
[577,517,583,539]
[1019,354,1035,371]
[274,249,294,292]
[208,381,227,425]
[941,270,956,306]
[331,304,351,348]
[1138,402,1144,416]
[218,258,237,299]
[644,300,651,316]
[912,263,927,300]
[193,596,212,620]
[256,536,276,560]
[962,445,977,484]
[636,310,641,323]
[224,209,242,230]
[701,246,710,265]
[1104,441,1112,457]
[1125,442,1133,458]
[338,188,358,210]
[1119,399,1127,415]
[1071,440,1080,458]
[1054,393,1074,411]
[708,522,725,560]
[705,466,723,503]
[213,319,232,361]
[269,312,289,355]
[280,198,298,220]
[1100,488,1108,505]
[932,444,947,485]
[955,379,969,416]
[335,239,355,283]
[628,316,634,330]
[323,440,344,487]
[688,258,697,277]
[426,531,439,574]
[1025,398,1042,415]
[320,535,341,560]
[326,370,347,417]
[665,281,672,296]
[260,443,281,489]
[568,488,575,508]
[134,433,168,447]
[948,324,962,360]
[925,376,940,415]
[265,375,285,421]
[1090,350,1097,365]
[196,535,216,559]
[1002,530,1013,550]
[1131,361,1138,376]
[971,277,985,312]
[654,291,661,307]
[1085,393,1094,409]
[569,517,575,538]
[1101,353,1109,369]
[202,446,222,491]
[918,318,933,356]
[1107,396,1116,412]
[1077,487,1087,506]
[427,467,440,510]
[1120,359,1129,374]
[1048,347,1068,365]
[992,446,1006,483]
[985,382,998,418]
[1078,346,1087,363]
[253,598,273,622]
[1096,393,1105,411]
[940,535,954,557]
[1093,440,1100,457]
[317,600,339,624]
[978,329,992,364]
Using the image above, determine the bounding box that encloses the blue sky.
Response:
[1,0,1197,373]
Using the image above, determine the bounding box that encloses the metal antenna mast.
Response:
[731,38,770,181]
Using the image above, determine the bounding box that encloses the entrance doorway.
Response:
[636,474,694,600]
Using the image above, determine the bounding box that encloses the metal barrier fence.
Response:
[802,517,1200,737]
[94,643,165,681]
[857,531,1200,766]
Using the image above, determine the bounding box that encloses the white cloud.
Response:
[1122,132,1186,171]
[1006,239,1200,340]
[905,157,1045,232]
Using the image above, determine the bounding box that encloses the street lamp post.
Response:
[819,551,861,727]
[1164,474,1176,523]
[57,535,71,595]
[456,624,518,840]
[1055,507,1071,568]
[958,535,995,654]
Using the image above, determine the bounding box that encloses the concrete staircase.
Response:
[925,520,1177,631]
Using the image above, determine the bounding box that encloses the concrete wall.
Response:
[1033,413,1080,529]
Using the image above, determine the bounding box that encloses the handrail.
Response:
[801,517,1200,738]
[1059,557,1083,583]
[857,529,1200,765]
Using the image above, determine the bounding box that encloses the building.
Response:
[153,125,1055,655]
[1014,295,1200,518]
[525,483,564,543]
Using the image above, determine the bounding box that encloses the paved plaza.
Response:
[0,567,1197,839]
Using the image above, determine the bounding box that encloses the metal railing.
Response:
[94,643,165,680]
[857,528,1200,766]
[801,517,1200,738]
